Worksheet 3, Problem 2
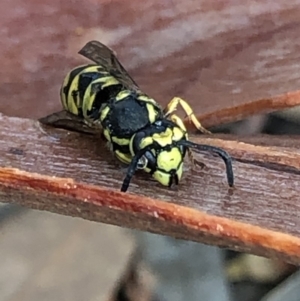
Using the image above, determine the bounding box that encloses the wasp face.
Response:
[147,145,185,187]
[130,120,187,187]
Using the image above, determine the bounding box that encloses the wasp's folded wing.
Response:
[78,40,139,90]
[39,110,102,135]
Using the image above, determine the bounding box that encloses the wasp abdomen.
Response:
[61,64,122,119]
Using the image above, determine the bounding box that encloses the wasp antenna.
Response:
[121,146,152,192]
[178,140,234,187]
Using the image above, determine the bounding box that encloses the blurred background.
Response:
[1,0,300,300]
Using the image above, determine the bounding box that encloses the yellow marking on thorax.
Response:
[115,150,132,165]
[112,136,130,146]
[139,137,153,150]
[152,128,173,147]
[146,103,159,123]
[115,90,131,101]
[137,95,157,106]
[100,106,110,122]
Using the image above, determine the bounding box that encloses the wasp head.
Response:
[120,120,187,191]
[121,119,234,192]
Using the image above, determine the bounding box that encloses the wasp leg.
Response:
[169,114,187,132]
[169,114,206,170]
[164,97,211,134]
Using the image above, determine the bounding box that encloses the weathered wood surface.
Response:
[2,1,300,300]
[2,1,300,124]
[1,114,300,264]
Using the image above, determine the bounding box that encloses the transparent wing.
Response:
[78,40,139,90]
[39,111,102,136]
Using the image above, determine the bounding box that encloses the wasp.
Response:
[41,40,234,192]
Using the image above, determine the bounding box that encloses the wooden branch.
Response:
[187,90,300,129]
[1,114,300,264]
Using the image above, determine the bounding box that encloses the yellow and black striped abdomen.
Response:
[60,64,122,121]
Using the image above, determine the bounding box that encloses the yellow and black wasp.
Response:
[41,40,234,192]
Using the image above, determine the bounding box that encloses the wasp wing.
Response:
[78,40,139,90]
[39,110,102,135]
